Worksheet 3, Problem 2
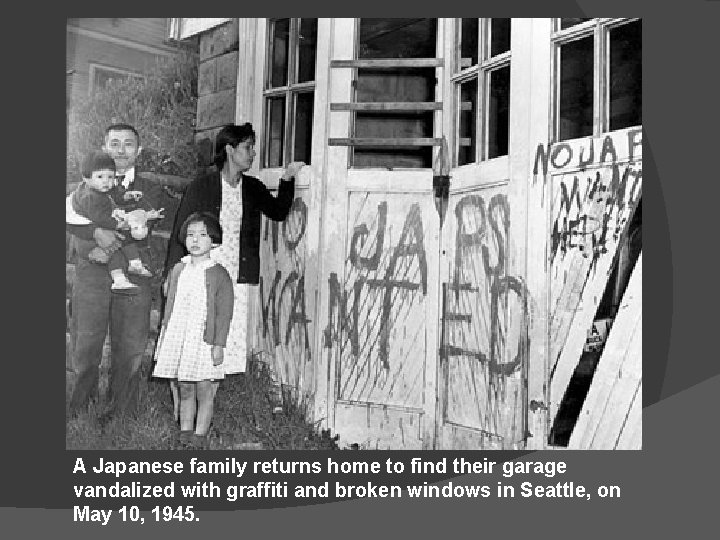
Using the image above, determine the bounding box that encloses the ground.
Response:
[65,263,340,451]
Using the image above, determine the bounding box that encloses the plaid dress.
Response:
[152,258,225,381]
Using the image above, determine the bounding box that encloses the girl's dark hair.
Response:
[179,212,223,245]
[81,150,116,178]
[214,123,255,170]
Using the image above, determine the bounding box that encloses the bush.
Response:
[67,47,200,186]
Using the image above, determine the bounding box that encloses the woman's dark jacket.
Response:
[165,169,295,284]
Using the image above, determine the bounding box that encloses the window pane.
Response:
[358,18,436,58]
[558,36,594,141]
[270,19,290,88]
[298,18,317,83]
[487,65,510,158]
[560,18,592,30]
[609,20,642,130]
[460,18,478,69]
[293,92,314,164]
[458,78,477,166]
[266,96,285,167]
[490,18,510,57]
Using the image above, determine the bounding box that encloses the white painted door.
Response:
[321,19,442,449]
[435,164,528,449]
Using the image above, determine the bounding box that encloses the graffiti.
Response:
[441,193,528,378]
[533,128,642,178]
[367,203,427,369]
[258,198,312,355]
[439,191,530,438]
[323,202,428,370]
[552,163,642,265]
[264,198,308,254]
[322,271,354,352]
[349,201,386,271]
[317,197,429,407]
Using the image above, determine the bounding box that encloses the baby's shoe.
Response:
[88,246,109,264]
[111,274,139,294]
[127,259,153,277]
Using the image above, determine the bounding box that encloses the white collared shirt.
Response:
[118,167,135,190]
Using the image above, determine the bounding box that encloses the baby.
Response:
[70,151,163,292]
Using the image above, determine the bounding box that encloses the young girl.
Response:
[153,212,234,448]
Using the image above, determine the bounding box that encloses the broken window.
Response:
[454,18,511,166]
[264,18,317,167]
[553,18,642,141]
[351,18,438,168]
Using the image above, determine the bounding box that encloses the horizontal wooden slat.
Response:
[331,102,442,112]
[331,58,444,69]
[328,137,443,147]
[460,57,474,69]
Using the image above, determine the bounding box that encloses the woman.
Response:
[165,123,304,379]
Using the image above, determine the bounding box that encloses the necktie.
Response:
[116,175,126,187]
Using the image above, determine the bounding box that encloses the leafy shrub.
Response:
[67,47,200,186]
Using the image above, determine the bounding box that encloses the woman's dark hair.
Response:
[81,150,116,178]
[179,211,223,245]
[214,123,256,170]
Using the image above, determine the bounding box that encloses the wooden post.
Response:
[317,18,355,435]
[523,19,553,450]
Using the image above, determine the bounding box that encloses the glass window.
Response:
[266,96,285,167]
[609,20,642,131]
[458,79,477,166]
[298,18,317,84]
[264,18,317,167]
[487,65,510,159]
[89,64,143,94]
[453,18,511,165]
[553,18,641,140]
[558,36,594,141]
[293,92,314,164]
[560,18,592,30]
[270,19,289,88]
[460,18,479,67]
[490,18,510,57]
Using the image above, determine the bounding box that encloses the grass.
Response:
[66,254,340,450]
[66,348,341,451]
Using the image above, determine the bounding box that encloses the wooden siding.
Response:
[67,18,172,51]
[66,18,176,104]
[530,127,643,450]
[252,185,317,401]
[569,253,642,449]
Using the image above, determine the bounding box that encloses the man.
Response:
[67,123,162,419]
